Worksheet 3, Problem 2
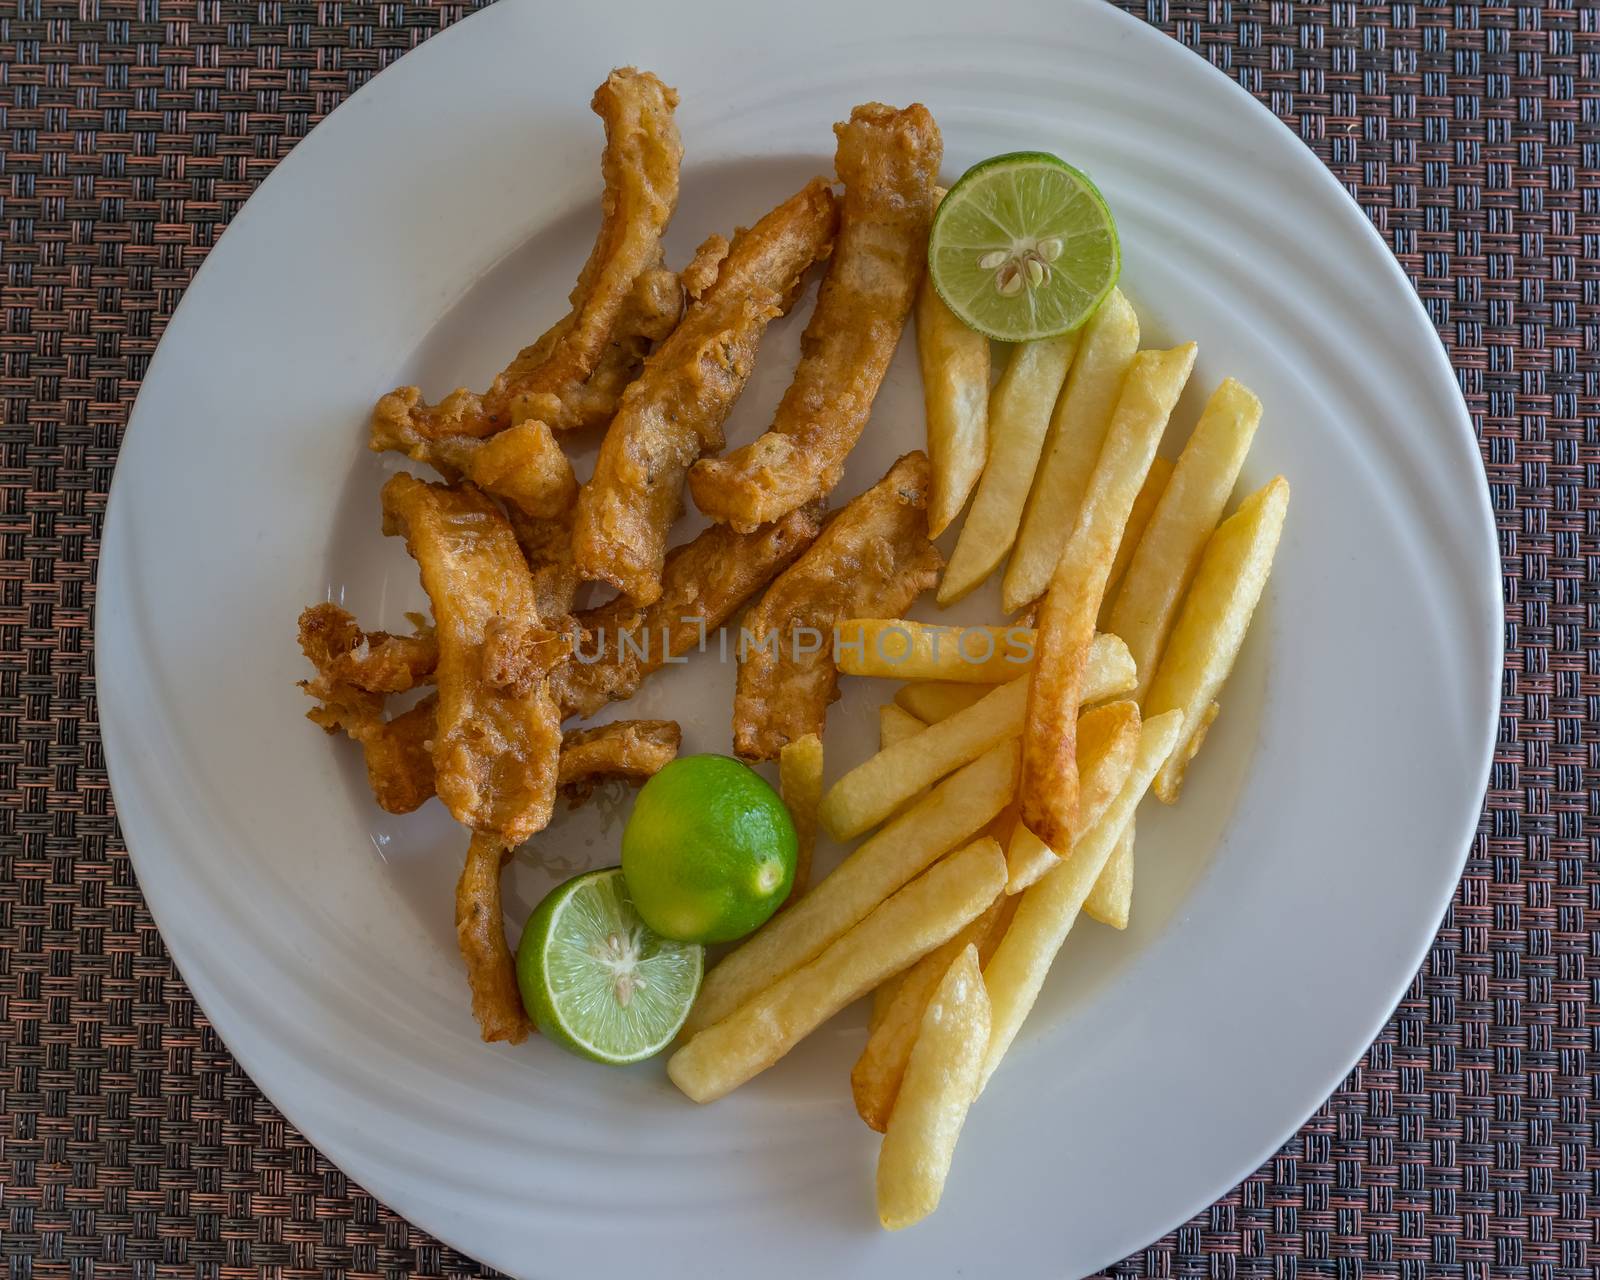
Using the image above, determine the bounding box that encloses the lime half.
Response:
[928,152,1120,342]
[516,867,703,1065]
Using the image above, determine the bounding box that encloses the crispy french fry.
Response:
[1020,343,1197,850]
[778,734,823,905]
[939,332,1082,604]
[852,893,1015,1132]
[1146,477,1289,803]
[894,681,991,723]
[982,709,1183,1089]
[838,619,1037,683]
[1004,289,1141,613]
[1109,378,1263,703]
[682,743,1018,1038]
[1083,817,1134,929]
[668,838,1007,1103]
[822,679,1028,839]
[1005,699,1140,892]
[918,273,991,537]
[879,703,927,749]
[876,632,1134,722]
[870,973,907,1032]
[876,944,990,1230]
[1099,455,1174,625]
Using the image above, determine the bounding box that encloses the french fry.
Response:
[1109,378,1263,703]
[938,332,1082,605]
[1020,343,1197,850]
[870,973,907,1033]
[982,709,1183,1089]
[1005,699,1140,892]
[1004,289,1141,613]
[838,619,1036,683]
[894,681,990,722]
[1099,455,1174,625]
[1146,476,1290,803]
[880,632,1135,724]
[876,944,990,1230]
[668,838,1007,1103]
[879,703,926,749]
[682,743,1018,1038]
[917,273,991,537]
[1083,817,1135,929]
[778,734,823,905]
[822,680,1028,839]
[852,894,1015,1132]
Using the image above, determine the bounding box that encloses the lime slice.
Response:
[928,152,1120,342]
[516,867,703,1065]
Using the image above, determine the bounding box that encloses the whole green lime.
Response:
[621,754,797,944]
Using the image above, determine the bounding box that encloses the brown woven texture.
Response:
[0,1,1593,1275]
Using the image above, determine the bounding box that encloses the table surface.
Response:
[1,1,1594,1276]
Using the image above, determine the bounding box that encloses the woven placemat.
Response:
[1,1,1593,1275]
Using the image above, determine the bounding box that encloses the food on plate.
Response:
[938,330,1080,604]
[1099,455,1174,620]
[1004,699,1140,893]
[926,152,1119,342]
[682,743,1017,1039]
[916,243,991,537]
[875,944,990,1230]
[1019,343,1197,850]
[982,709,1181,1088]
[1083,816,1135,929]
[852,894,1013,1133]
[381,474,569,845]
[1107,377,1263,702]
[689,103,941,530]
[732,452,942,760]
[778,734,824,904]
[553,504,823,718]
[457,833,533,1044]
[822,679,1030,839]
[1145,476,1290,802]
[556,719,681,806]
[516,866,703,1064]
[297,602,438,695]
[621,755,797,944]
[371,69,683,444]
[878,703,926,749]
[836,619,1036,683]
[294,81,1293,1226]
[667,836,1006,1103]
[573,178,840,602]
[1004,288,1141,612]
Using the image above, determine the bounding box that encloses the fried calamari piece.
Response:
[690,104,942,530]
[371,68,682,444]
[303,691,440,815]
[572,179,840,603]
[298,602,438,695]
[733,453,942,760]
[456,833,533,1043]
[381,474,568,844]
[553,503,824,719]
[557,719,681,806]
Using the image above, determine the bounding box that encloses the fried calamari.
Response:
[572,179,839,603]
[556,719,681,806]
[690,104,941,530]
[456,832,533,1043]
[733,452,942,760]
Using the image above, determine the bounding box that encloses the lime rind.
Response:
[929,151,1121,342]
[519,867,703,1066]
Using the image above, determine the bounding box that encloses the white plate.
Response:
[96,1,1498,1276]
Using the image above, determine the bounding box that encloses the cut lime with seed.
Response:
[516,867,703,1065]
[928,151,1120,342]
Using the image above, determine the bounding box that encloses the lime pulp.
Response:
[928,151,1120,342]
[516,867,703,1065]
